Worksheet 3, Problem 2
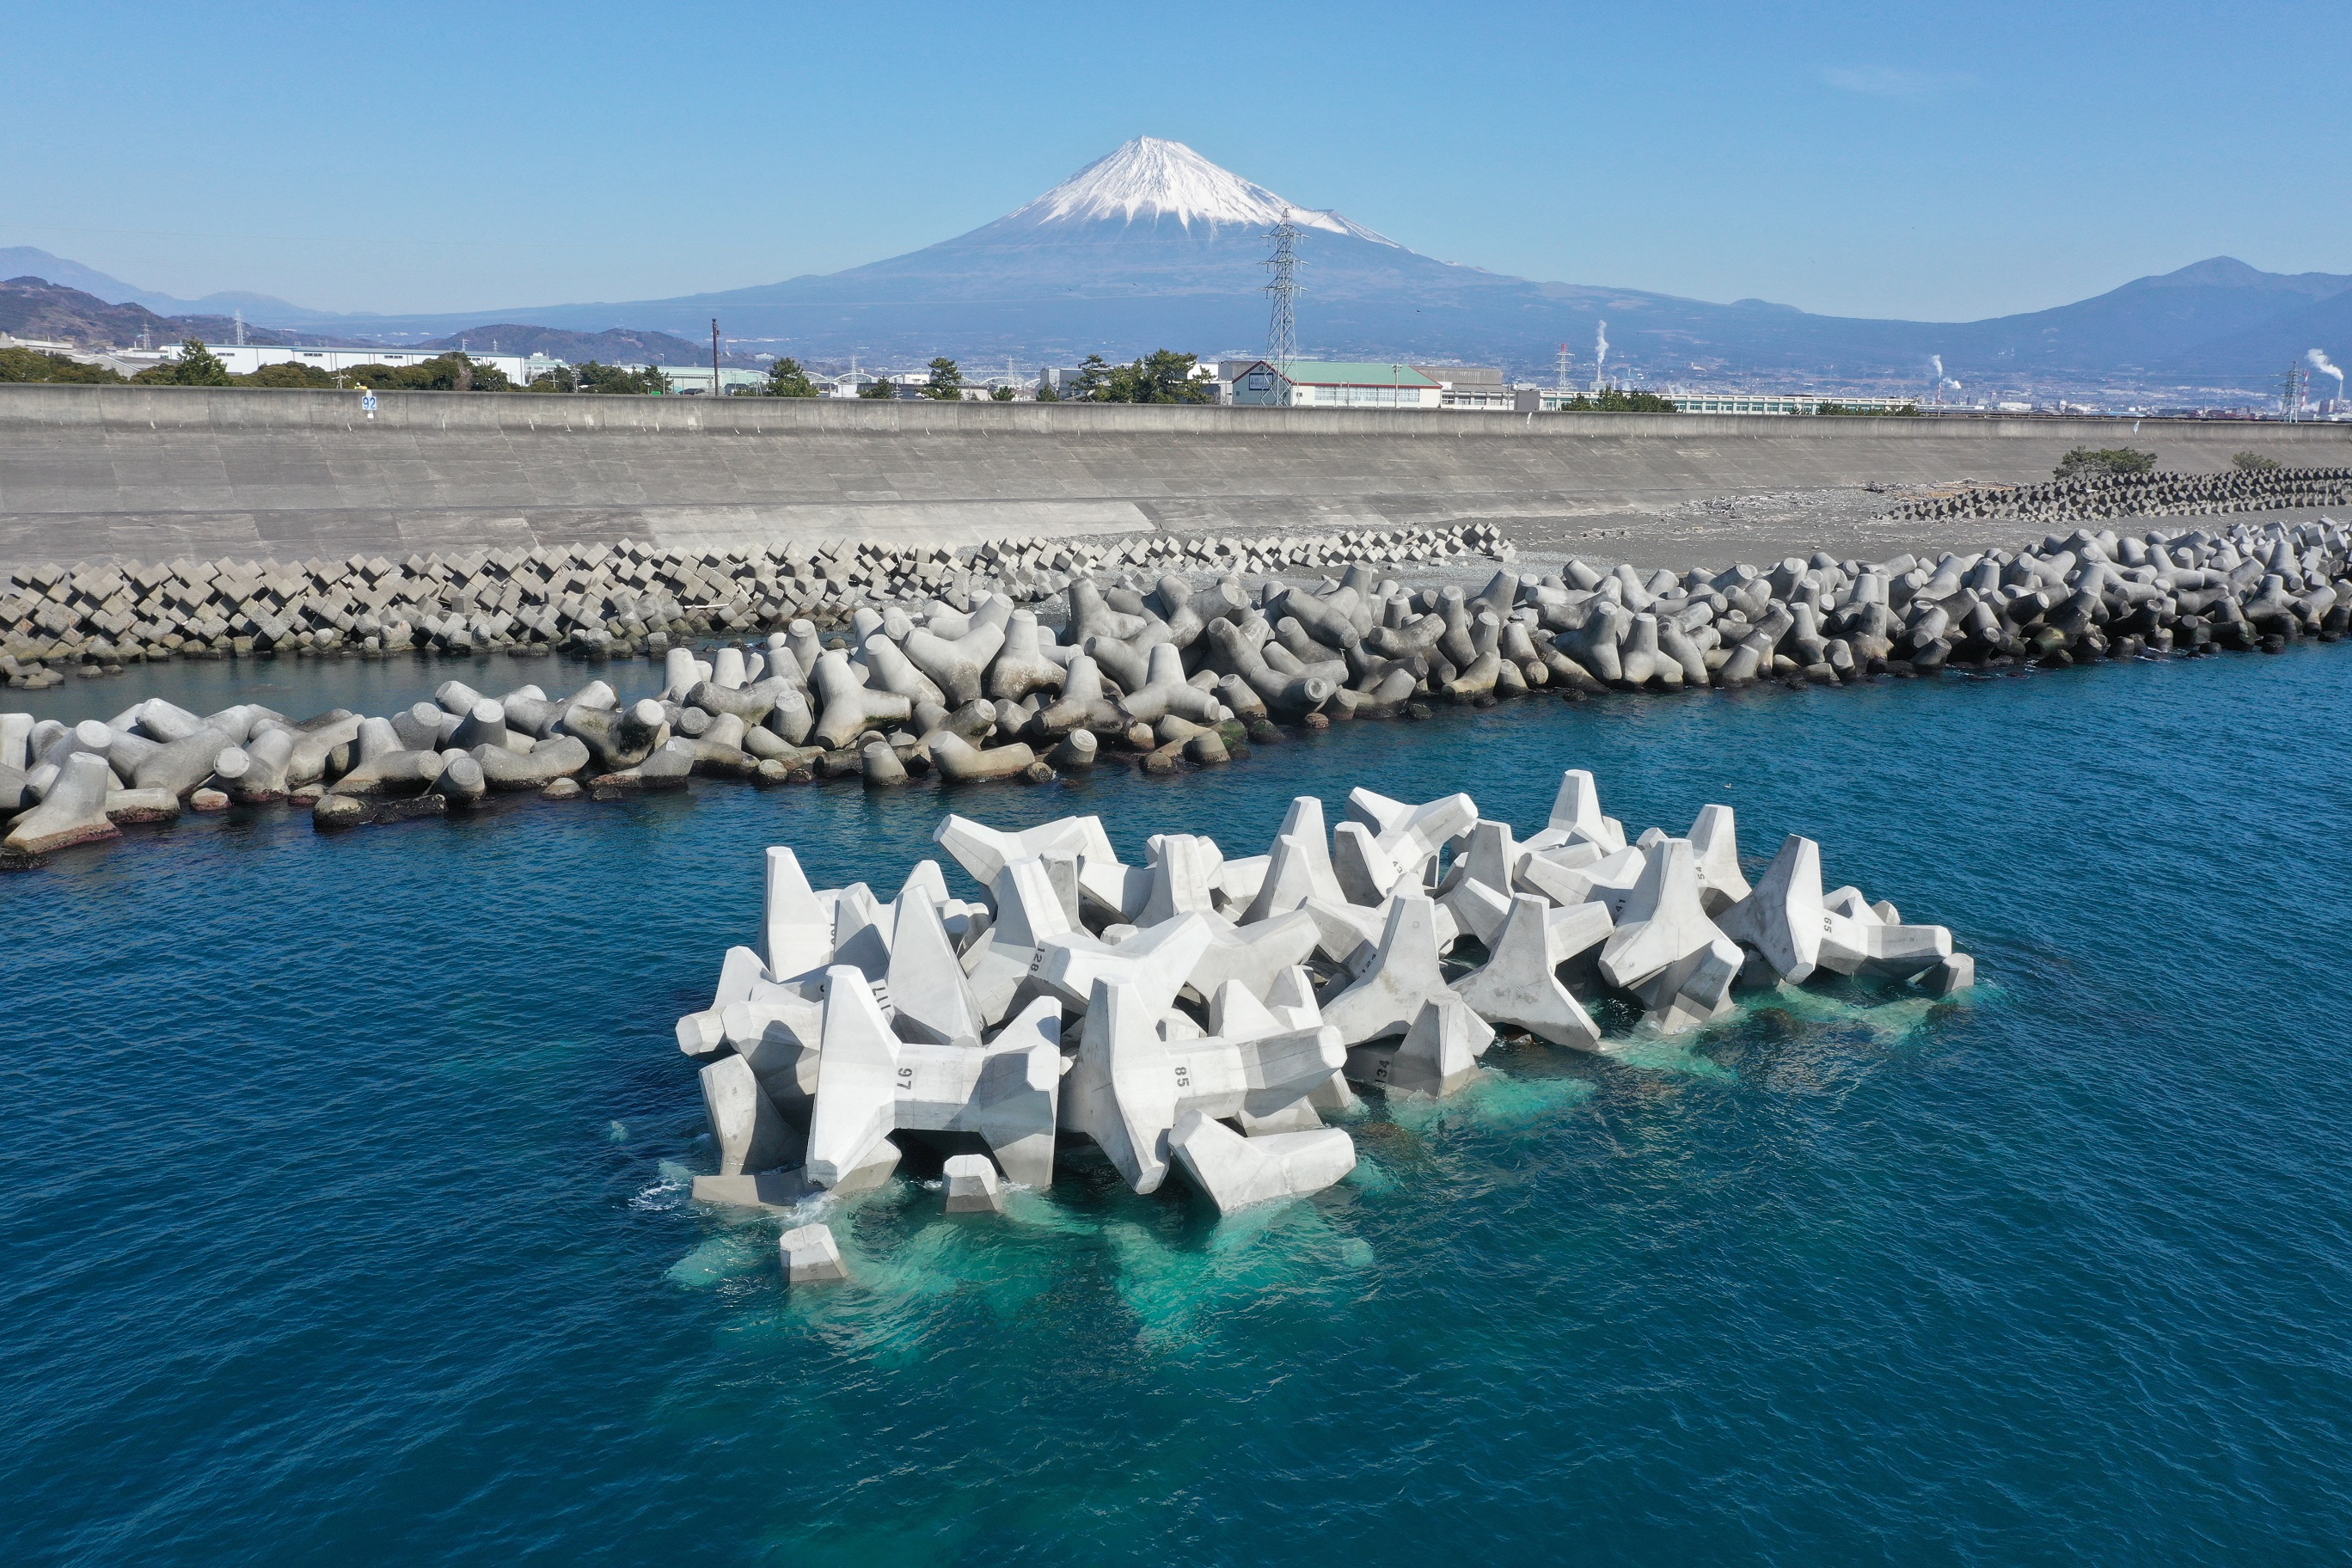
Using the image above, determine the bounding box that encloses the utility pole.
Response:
[712,319,721,399]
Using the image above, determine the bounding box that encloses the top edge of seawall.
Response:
[5,382,2349,449]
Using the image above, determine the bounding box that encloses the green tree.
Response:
[240,361,338,388]
[989,383,1016,401]
[922,357,965,400]
[1562,388,1676,413]
[1099,349,1215,404]
[0,346,123,383]
[524,364,577,393]
[1033,379,1061,402]
[1816,401,1920,417]
[764,357,819,397]
[1071,354,1113,401]
[572,361,667,395]
[319,352,509,392]
[857,374,896,399]
[132,338,233,386]
[2233,450,2282,473]
[2053,446,2155,481]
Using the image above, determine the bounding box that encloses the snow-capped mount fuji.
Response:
[116,136,2349,392]
[1004,137,1394,243]
[565,134,1649,364]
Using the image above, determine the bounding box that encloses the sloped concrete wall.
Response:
[1,383,2344,570]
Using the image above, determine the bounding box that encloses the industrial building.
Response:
[1412,365,1512,411]
[1226,360,1442,408]
[1658,391,1922,416]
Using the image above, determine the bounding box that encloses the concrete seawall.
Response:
[2,383,2347,572]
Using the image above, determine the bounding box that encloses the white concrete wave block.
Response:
[1347,787,1476,887]
[1687,804,1753,914]
[887,891,984,1044]
[763,846,835,984]
[1599,839,1726,991]
[1522,769,1626,854]
[1519,843,1648,919]
[1032,911,1214,1014]
[1331,821,1403,907]
[1242,797,1345,922]
[934,812,1113,893]
[692,1169,815,1211]
[1059,974,1342,1195]
[1344,995,1486,1097]
[1440,873,1512,947]
[1060,977,1181,1193]
[1317,894,1495,1054]
[963,855,1074,1025]
[806,965,1064,1188]
[805,966,903,1185]
[1455,892,1602,1048]
[1714,834,1823,983]
[781,1222,849,1285]
[1167,1110,1357,1216]
[675,945,769,1057]
[700,1053,802,1176]
[1186,908,1320,999]
[720,994,824,1112]
[1629,934,1744,1034]
[1817,911,1955,978]
[1139,833,1224,924]
[828,883,896,982]
[943,1153,1008,1214]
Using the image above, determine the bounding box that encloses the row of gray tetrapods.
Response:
[1883,467,2352,526]
[0,520,1511,683]
[7,514,2345,861]
[671,773,1975,1285]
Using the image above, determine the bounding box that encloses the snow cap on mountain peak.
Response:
[1013,137,1393,243]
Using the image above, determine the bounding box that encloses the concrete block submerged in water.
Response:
[780,1223,848,1286]
[1167,1110,1356,1216]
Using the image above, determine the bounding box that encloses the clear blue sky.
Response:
[8,0,2346,322]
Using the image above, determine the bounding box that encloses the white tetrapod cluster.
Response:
[672,769,1974,1237]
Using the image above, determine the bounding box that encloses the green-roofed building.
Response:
[1228,359,1442,409]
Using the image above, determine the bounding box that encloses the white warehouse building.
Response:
[1228,360,1442,409]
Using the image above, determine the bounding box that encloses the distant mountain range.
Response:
[0,276,709,368]
[11,140,2350,394]
[409,323,707,364]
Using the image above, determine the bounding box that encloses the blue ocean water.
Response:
[6,651,2352,1565]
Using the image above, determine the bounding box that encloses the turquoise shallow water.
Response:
[6,652,2352,1564]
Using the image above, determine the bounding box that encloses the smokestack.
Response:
[1590,321,1608,391]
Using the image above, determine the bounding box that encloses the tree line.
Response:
[0,338,683,394]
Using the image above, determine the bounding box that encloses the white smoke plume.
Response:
[1930,353,1945,382]
[1591,320,1609,390]
[2308,347,2344,390]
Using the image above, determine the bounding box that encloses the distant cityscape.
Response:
[6,323,2346,423]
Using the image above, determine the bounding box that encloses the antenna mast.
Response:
[1262,215,1301,377]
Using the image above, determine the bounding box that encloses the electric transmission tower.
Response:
[2282,362,2308,422]
[1554,343,1572,390]
[1262,217,1301,376]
